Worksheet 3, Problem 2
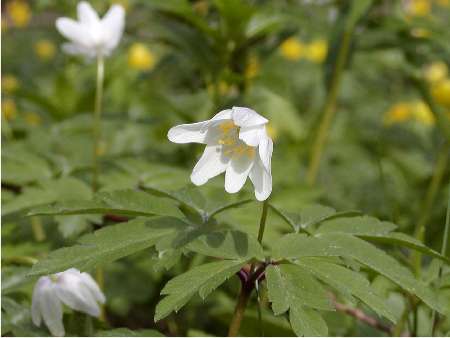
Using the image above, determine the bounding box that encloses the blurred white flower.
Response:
[31,268,105,337]
[56,1,125,58]
[168,107,273,201]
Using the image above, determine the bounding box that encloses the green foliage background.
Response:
[2,0,450,336]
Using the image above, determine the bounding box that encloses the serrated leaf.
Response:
[296,258,396,323]
[289,306,328,337]
[361,232,450,264]
[187,230,265,260]
[29,217,188,276]
[29,189,182,218]
[155,260,245,321]
[316,216,397,236]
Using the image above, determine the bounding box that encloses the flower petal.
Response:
[168,121,209,144]
[224,155,254,193]
[31,277,52,327]
[232,106,268,127]
[258,135,273,171]
[238,125,265,147]
[56,18,91,47]
[101,4,125,51]
[191,145,229,185]
[77,1,99,26]
[249,159,272,201]
[80,272,106,304]
[39,285,64,337]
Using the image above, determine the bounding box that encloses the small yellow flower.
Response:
[383,102,412,125]
[245,55,260,79]
[412,101,435,125]
[7,0,31,28]
[24,112,42,126]
[2,99,17,121]
[279,37,305,61]
[304,39,328,64]
[2,75,20,94]
[405,0,431,16]
[127,43,156,71]
[431,78,450,108]
[34,40,56,61]
[424,61,448,84]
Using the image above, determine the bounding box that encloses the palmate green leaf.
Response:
[272,233,444,314]
[295,258,396,323]
[266,264,331,336]
[95,328,164,337]
[29,189,183,219]
[29,217,188,276]
[187,230,265,260]
[270,203,360,233]
[155,260,246,321]
[2,177,91,216]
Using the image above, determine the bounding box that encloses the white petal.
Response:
[31,277,52,327]
[191,145,229,185]
[209,109,232,124]
[56,18,91,47]
[238,125,265,147]
[80,272,106,304]
[40,285,64,337]
[258,135,273,171]
[168,121,209,144]
[55,272,101,317]
[249,159,272,201]
[232,106,268,127]
[101,4,125,51]
[224,155,254,193]
[77,1,99,26]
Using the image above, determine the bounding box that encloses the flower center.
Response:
[218,121,255,159]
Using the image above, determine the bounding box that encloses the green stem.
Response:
[2,256,37,266]
[306,30,352,186]
[412,142,449,275]
[228,199,270,337]
[430,185,450,336]
[92,55,105,192]
[30,216,46,242]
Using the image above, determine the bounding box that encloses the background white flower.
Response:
[32,268,105,337]
[168,106,273,201]
[56,1,125,58]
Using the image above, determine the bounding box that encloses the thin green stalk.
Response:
[92,55,105,192]
[228,200,269,337]
[412,143,449,275]
[306,30,352,185]
[430,185,450,336]
[30,216,46,242]
[2,256,38,266]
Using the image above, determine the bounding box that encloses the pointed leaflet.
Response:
[155,260,246,321]
[29,217,188,276]
[289,306,328,337]
[29,189,182,218]
[295,258,396,323]
[316,216,397,236]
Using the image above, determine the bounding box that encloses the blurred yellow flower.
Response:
[383,102,412,125]
[2,75,20,94]
[424,61,448,84]
[25,112,42,126]
[279,37,305,61]
[412,101,435,125]
[431,78,450,108]
[2,99,17,121]
[7,0,31,28]
[405,0,431,16]
[245,55,260,79]
[127,43,156,71]
[193,0,209,16]
[305,39,328,64]
[34,40,56,61]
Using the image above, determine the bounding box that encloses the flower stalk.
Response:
[228,199,269,336]
[92,55,105,192]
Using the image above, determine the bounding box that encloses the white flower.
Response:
[31,268,105,337]
[168,106,273,201]
[56,1,125,58]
